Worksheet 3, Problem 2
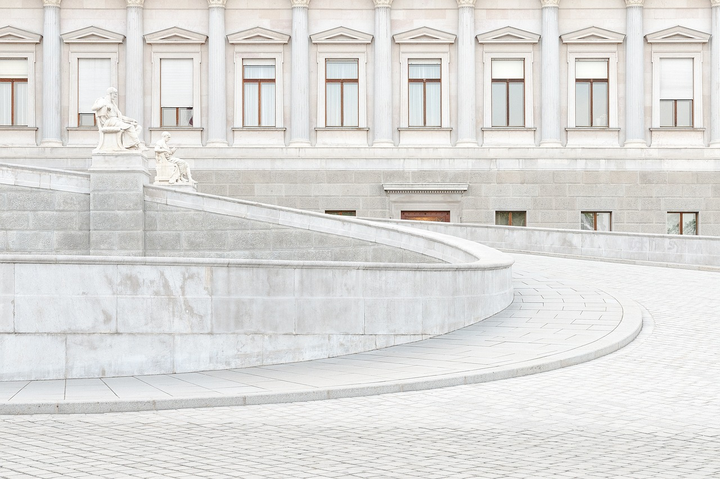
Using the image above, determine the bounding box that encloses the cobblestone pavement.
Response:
[1,253,719,478]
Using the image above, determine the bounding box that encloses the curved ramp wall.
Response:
[0,184,514,381]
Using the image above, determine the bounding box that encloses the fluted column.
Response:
[711,0,720,146]
[207,0,228,146]
[126,0,144,143]
[373,0,394,146]
[41,0,62,146]
[290,0,311,146]
[540,0,561,146]
[456,0,477,146]
[624,0,646,147]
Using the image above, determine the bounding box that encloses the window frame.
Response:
[150,51,202,130]
[667,212,698,236]
[495,211,527,227]
[407,60,442,128]
[325,58,359,128]
[651,52,703,129]
[241,60,276,128]
[0,77,27,126]
[482,51,534,130]
[399,51,450,129]
[314,47,369,130]
[0,53,36,128]
[573,59,610,128]
[69,52,118,128]
[581,211,612,231]
[490,59,525,128]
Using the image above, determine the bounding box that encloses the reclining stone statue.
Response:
[154,131,197,186]
[92,87,143,151]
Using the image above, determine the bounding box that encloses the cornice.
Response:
[373,0,393,6]
[126,0,144,6]
[291,0,310,7]
[625,0,644,6]
[43,0,61,6]
[540,0,559,6]
[457,0,476,6]
[208,0,227,6]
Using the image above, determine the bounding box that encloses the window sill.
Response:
[233,127,286,131]
[149,127,204,131]
[67,126,98,131]
[315,127,369,131]
[397,127,452,131]
[566,127,620,131]
[650,127,705,131]
[481,127,536,131]
[0,126,37,131]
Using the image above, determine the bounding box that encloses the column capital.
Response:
[457,0,476,6]
[208,0,227,6]
[374,0,393,6]
[540,0,559,6]
[712,0,720,6]
[43,0,61,6]
[291,0,310,7]
[625,0,644,6]
[126,0,144,6]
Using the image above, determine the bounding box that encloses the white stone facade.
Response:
[0,0,719,235]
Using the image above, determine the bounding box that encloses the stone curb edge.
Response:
[0,292,644,416]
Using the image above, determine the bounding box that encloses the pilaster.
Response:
[456,0,477,146]
[207,0,228,146]
[126,0,145,143]
[41,0,62,146]
[373,0,394,146]
[711,0,720,146]
[540,0,561,147]
[290,0,311,146]
[624,0,646,146]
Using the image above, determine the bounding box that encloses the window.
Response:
[667,212,697,235]
[659,58,693,128]
[401,211,450,222]
[575,60,608,128]
[0,59,27,126]
[325,210,356,217]
[325,60,358,127]
[160,58,193,127]
[77,58,111,127]
[243,60,275,127]
[581,212,611,231]
[491,59,524,127]
[495,211,526,227]
[408,60,441,127]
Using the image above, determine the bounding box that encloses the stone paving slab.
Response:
[0,264,642,415]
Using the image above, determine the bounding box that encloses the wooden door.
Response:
[400,211,451,222]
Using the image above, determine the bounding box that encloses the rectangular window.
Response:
[160,58,193,127]
[326,60,358,127]
[78,58,111,127]
[491,59,524,127]
[659,58,693,128]
[581,212,611,231]
[575,60,608,128]
[495,211,526,227]
[325,210,356,216]
[408,60,441,127]
[667,212,697,235]
[400,211,450,223]
[243,60,276,127]
[0,59,28,126]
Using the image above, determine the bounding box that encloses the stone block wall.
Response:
[0,184,90,254]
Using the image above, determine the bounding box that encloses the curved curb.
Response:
[0,291,644,415]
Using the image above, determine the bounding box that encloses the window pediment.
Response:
[0,26,41,43]
[311,27,372,44]
[561,26,624,44]
[145,27,207,44]
[393,27,455,44]
[61,26,124,44]
[227,27,289,44]
[646,26,710,43]
[476,26,539,44]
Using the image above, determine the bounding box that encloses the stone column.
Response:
[41,0,62,146]
[456,0,477,146]
[711,0,720,146]
[126,0,145,143]
[373,0,394,146]
[540,0,561,147]
[289,0,311,146]
[624,0,646,147]
[207,0,228,146]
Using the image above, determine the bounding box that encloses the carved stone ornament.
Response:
[154,132,197,188]
[540,0,560,6]
[712,0,720,6]
[457,0,476,6]
[207,0,227,6]
[92,87,143,153]
[126,0,144,6]
[373,0,393,6]
[625,0,644,5]
[43,0,61,6]
[291,0,310,7]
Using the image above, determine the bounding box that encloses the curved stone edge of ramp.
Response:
[0,287,643,416]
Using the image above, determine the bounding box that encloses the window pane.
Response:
[178,107,193,127]
[660,100,674,127]
[243,82,259,127]
[343,82,359,127]
[425,81,441,127]
[327,60,357,80]
[508,82,524,127]
[581,212,594,230]
[161,107,177,127]
[14,81,27,126]
[161,59,193,107]
[576,60,607,80]
[660,58,693,100]
[409,63,440,80]
[79,113,95,127]
[326,82,341,127]
[492,60,523,79]
[513,211,527,227]
[408,82,424,127]
[495,211,510,226]
[0,82,10,125]
[244,65,275,80]
[575,82,591,127]
[78,58,111,115]
[682,213,697,235]
[667,213,681,235]
[491,82,507,127]
[260,82,275,127]
[676,100,692,127]
[592,82,608,127]
[0,59,28,79]
[596,213,611,232]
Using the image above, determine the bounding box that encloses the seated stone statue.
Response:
[154,131,196,186]
[92,87,142,151]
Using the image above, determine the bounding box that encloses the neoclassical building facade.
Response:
[0,0,719,235]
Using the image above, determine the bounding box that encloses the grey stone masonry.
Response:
[89,153,150,256]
